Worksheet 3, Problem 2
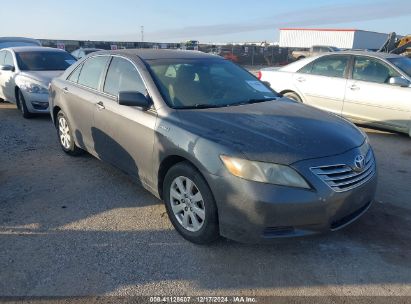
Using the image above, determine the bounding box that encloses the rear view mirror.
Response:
[118,91,150,109]
[0,65,15,72]
[388,77,410,87]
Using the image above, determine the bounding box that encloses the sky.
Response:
[2,0,411,43]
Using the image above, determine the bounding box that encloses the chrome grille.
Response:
[310,149,376,192]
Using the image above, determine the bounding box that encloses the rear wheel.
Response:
[163,162,219,244]
[56,110,83,156]
[283,91,303,102]
[17,90,33,119]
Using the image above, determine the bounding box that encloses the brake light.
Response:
[257,71,262,80]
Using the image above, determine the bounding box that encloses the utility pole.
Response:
[141,26,144,43]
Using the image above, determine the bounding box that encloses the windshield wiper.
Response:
[229,97,277,106]
[175,104,223,109]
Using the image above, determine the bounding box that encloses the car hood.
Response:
[176,98,365,165]
[18,71,64,86]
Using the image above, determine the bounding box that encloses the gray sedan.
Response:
[0,47,76,118]
[49,49,377,244]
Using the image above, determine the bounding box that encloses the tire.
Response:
[297,56,306,60]
[17,90,33,119]
[283,92,303,103]
[163,161,219,244]
[56,110,83,156]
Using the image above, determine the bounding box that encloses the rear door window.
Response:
[77,56,110,90]
[309,55,349,78]
[68,64,83,83]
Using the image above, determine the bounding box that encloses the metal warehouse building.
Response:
[279,28,389,49]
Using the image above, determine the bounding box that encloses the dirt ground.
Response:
[0,102,410,298]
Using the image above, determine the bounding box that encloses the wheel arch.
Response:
[280,89,303,101]
[157,154,207,200]
[52,106,62,127]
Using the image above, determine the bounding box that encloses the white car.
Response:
[259,51,411,137]
[0,47,76,118]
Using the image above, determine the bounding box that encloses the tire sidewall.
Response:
[164,162,219,244]
[18,90,32,118]
[56,111,76,153]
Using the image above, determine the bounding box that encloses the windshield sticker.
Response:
[246,80,271,93]
[65,60,76,65]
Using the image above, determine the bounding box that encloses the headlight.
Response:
[220,155,310,189]
[20,81,48,94]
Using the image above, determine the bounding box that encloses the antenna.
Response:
[141,26,144,43]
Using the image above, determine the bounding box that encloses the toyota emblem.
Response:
[354,155,366,172]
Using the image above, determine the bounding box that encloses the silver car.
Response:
[0,47,76,118]
[260,51,411,137]
[49,49,377,244]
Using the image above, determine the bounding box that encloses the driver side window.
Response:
[4,51,14,66]
[353,56,400,84]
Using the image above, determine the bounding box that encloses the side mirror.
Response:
[0,65,15,72]
[118,91,150,109]
[388,76,410,87]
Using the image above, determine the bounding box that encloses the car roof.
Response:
[6,46,66,53]
[94,49,220,60]
[331,50,402,59]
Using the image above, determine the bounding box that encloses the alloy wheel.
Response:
[58,116,71,149]
[169,176,206,232]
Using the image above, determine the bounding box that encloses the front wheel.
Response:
[17,90,33,119]
[163,162,219,244]
[56,111,83,156]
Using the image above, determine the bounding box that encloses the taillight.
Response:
[257,71,262,80]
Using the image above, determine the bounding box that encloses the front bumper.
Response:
[20,90,50,113]
[206,145,377,243]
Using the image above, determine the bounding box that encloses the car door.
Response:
[343,55,411,132]
[93,56,157,186]
[63,55,111,151]
[292,55,350,114]
[0,51,17,102]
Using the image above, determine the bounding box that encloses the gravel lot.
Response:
[0,101,410,298]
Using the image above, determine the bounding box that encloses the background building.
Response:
[279,28,389,50]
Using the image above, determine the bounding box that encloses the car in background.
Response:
[291,45,339,60]
[0,37,41,49]
[259,51,411,137]
[49,49,376,244]
[71,48,104,59]
[0,47,76,118]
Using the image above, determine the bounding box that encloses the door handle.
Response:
[349,85,360,91]
[62,87,69,94]
[296,77,306,82]
[96,101,105,110]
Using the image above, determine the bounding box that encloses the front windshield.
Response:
[146,58,278,109]
[16,51,76,71]
[388,57,411,78]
